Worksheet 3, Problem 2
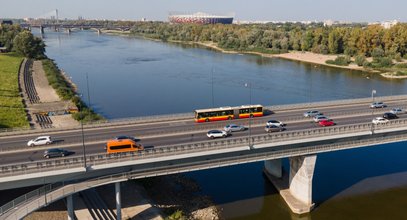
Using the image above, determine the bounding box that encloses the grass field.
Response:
[0,53,29,128]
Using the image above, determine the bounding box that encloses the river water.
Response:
[40,30,407,219]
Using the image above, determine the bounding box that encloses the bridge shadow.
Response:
[312,141,407,206]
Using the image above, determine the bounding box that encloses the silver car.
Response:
[265,125,285,133]
[313,115,329,122]
[390,108,405,115]
[303,110,322,117]
[266,120,285,127]
[370,102,386,108]
[207,130,228,139]
[224,124,246,132]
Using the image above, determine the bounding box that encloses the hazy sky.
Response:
[1,0,406,22]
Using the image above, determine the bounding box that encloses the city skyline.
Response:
[1,0,407,22]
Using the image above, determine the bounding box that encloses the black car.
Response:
[383,112,398,119]
[43,148,72,158]
[113,135,139,142]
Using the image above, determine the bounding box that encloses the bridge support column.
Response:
[97,29,101,35]
[40,26,44,34]
[67,194,74,220]
[289,155,317,207]
[264,159,282,178]
[115,182,122,220]
[264,155,317,214]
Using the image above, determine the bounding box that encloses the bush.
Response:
[355,55,367,66]
[395,53,403,62]
[363,60,371,68]
[371,47,385,59]
[377,57,393,67]
[166,210,185,220]
[325,56,351,66]
[395,63,407,68]
[395,71,407,76]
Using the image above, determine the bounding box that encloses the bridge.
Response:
[21,9,131,34]
[1,95,407,219]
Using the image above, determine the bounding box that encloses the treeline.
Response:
[130,22,407,59]
[0,24,45,59]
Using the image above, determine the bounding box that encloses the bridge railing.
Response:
[1,94,407,136]
[1,118,407,178]
[0,105,394,153]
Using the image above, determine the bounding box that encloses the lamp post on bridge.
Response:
[245,82,253,149]
[371,89,376,134]
[77,94,87,170]
[371,89,376,116]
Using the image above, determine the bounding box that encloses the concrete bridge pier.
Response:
[67,28,71,34]
[115,182,122,220]
[40,26,44,34]
[264,155,317,214]
[264,159,282,178]
[67,194,74,220]
[97,29,101,35]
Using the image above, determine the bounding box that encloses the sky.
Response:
[1,0,406,22]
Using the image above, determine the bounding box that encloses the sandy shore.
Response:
[194,41,370,72]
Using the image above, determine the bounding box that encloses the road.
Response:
[0,98,405,165]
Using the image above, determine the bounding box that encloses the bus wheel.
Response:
[205,118,209,122]
[228,116,232,120]
[250,114,254,118]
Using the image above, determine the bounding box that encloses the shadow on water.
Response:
[313,141,407,204]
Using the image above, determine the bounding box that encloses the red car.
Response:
[319,119,335,127]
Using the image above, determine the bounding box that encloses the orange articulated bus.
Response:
[106,139,144,154]
[194,105,263,123]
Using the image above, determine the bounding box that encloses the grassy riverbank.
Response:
[0,53,29,128]
[41,59,104,123]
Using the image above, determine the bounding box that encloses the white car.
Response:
[313,115,329,122]
[390,108,405,115]
[27,136,53,147]
[372,117,389,125]
[207,130,228,139]
[266,120,285,127]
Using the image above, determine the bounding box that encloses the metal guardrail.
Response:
[2,118,407,177]
[1,94,407,136]
[2,128,407,219]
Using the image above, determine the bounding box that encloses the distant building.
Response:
[169,12,234,24]
[381,20,399,29]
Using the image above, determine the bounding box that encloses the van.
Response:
[105,139,144,154]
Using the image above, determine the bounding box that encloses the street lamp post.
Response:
[371,89,376,102]
[78,95,87,170]
[371,89,376,134]
[245,82,252,148]
[371,89,376,116]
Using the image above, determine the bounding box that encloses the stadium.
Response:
[168,12,234,24]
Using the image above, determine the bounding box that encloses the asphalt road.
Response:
[0,98,406,165]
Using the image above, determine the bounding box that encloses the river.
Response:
[40,30,407,219]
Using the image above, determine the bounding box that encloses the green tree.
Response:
[12,30,45,59]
